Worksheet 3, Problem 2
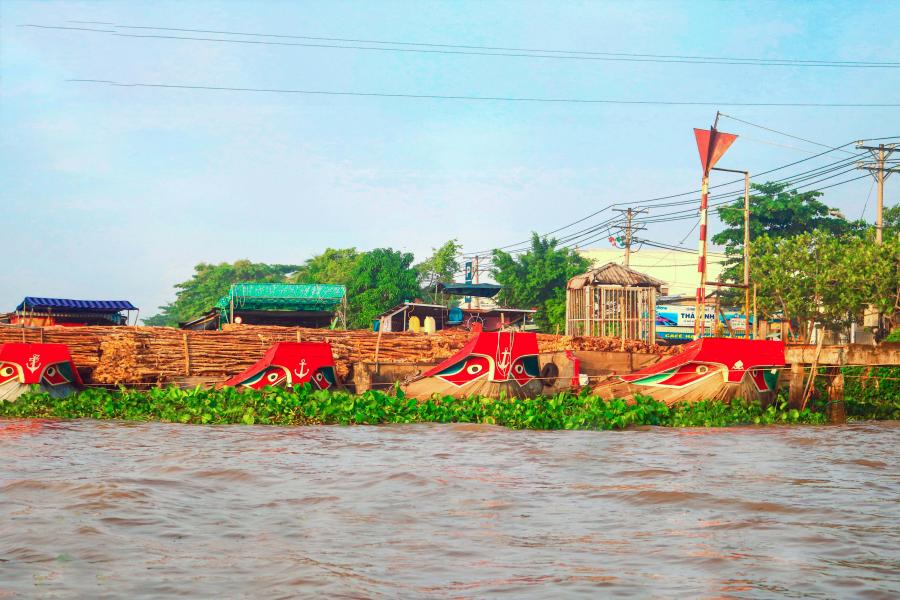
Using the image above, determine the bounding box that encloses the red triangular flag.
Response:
[694,127,738,175]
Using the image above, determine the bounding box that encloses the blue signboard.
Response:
[655,304,750,342]
[464,261,473,304]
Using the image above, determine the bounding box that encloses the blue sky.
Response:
[2,0,898,319]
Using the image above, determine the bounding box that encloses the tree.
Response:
[345,248,421,329]
[290,248,361,286]
[750,230,900,339]
[415,239,462,304]
[491,233,590,332]
[144,260,299,327]
[713,181,865,287]
[884,204,900,240]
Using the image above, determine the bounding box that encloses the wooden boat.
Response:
[0,343,83,401]
[403,329,544,399]
[592,338,784,404]
[222,342,339,390]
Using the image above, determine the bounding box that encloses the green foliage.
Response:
[491,233,590,332]
[884,204,900,240]
[415,240,462,305]
[712,182,865,297]
[841,366,900,420]
[346,248,421,329]
[0,388,826,429]
[144,260,300,327]
[751,230,900,335]
[289,248,362,286]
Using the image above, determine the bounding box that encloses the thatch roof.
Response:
[568,262,666,290]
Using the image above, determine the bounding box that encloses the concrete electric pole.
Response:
[612,207,647,268]
[856,142,898,245]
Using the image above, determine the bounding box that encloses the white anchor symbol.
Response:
[294,359,310,379]
[498,348,511,372]
[26,354,41,374]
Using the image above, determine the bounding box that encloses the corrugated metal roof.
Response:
[568,262,666,289]
[16,297,137,312]
[215,283,346,313]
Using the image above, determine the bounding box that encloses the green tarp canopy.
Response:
[215,283,346,313]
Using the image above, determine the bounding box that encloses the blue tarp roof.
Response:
[16,297,138,312]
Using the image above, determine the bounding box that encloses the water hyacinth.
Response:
[0,385,827,429]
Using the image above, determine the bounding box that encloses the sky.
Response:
[2,0,898,320]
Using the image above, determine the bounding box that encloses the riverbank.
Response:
[0,387,827,429]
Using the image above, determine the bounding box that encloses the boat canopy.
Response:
[15,297,137,313]
[215,283,346,313]
[436,282,502,298]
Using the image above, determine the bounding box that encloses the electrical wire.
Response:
[717,112,859,155]
[465,143,878,256]
[67,79,900,108]
[43,22,900,68]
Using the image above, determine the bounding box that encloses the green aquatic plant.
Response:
[840,366,900,421]
[0,386,828,429]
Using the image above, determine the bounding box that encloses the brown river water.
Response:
[1,420,898,599]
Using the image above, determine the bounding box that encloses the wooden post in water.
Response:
[827,367,846,424]
[788,362,805,409]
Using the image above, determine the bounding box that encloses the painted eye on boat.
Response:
[466,364,483,375]
[0,366,14,377]
[695,365,709,374]
[315,373,323,381]
[45,367,57,377]
[267,372,280,382]
[514,364,524,374]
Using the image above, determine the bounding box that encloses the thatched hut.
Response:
[565,263,665,343]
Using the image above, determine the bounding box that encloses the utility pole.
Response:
[855,141,897,338]
[612,207,647,268]
[712,167,751,339]
[856,142,898,245]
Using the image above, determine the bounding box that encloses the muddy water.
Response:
[1,420,898,599]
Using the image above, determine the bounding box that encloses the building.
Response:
[376,282,536,332]
[377,302,536,333]
[180,283,346,330]
[565,263,664,342]
[2,297,138,327]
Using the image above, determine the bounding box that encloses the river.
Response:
[1,419,898,598]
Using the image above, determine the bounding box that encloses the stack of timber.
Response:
[0,324,677,385]
[0,324,109,369]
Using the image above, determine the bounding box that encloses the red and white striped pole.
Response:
[694,174,709,339]
[692,124,737,340]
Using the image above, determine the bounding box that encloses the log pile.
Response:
[0,324,109,369]
[535,334,679,355]
[0,324,678,385]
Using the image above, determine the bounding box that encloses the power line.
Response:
[67,79,900,107]
[717,112,858,155]
[465,142,879,255]
[470,138,893,257]
[469,151,871,256]
[466,152,862,256]
[44,22,900,68]
[493,166,878,261]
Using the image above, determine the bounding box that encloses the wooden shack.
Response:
[565,263,664,343]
